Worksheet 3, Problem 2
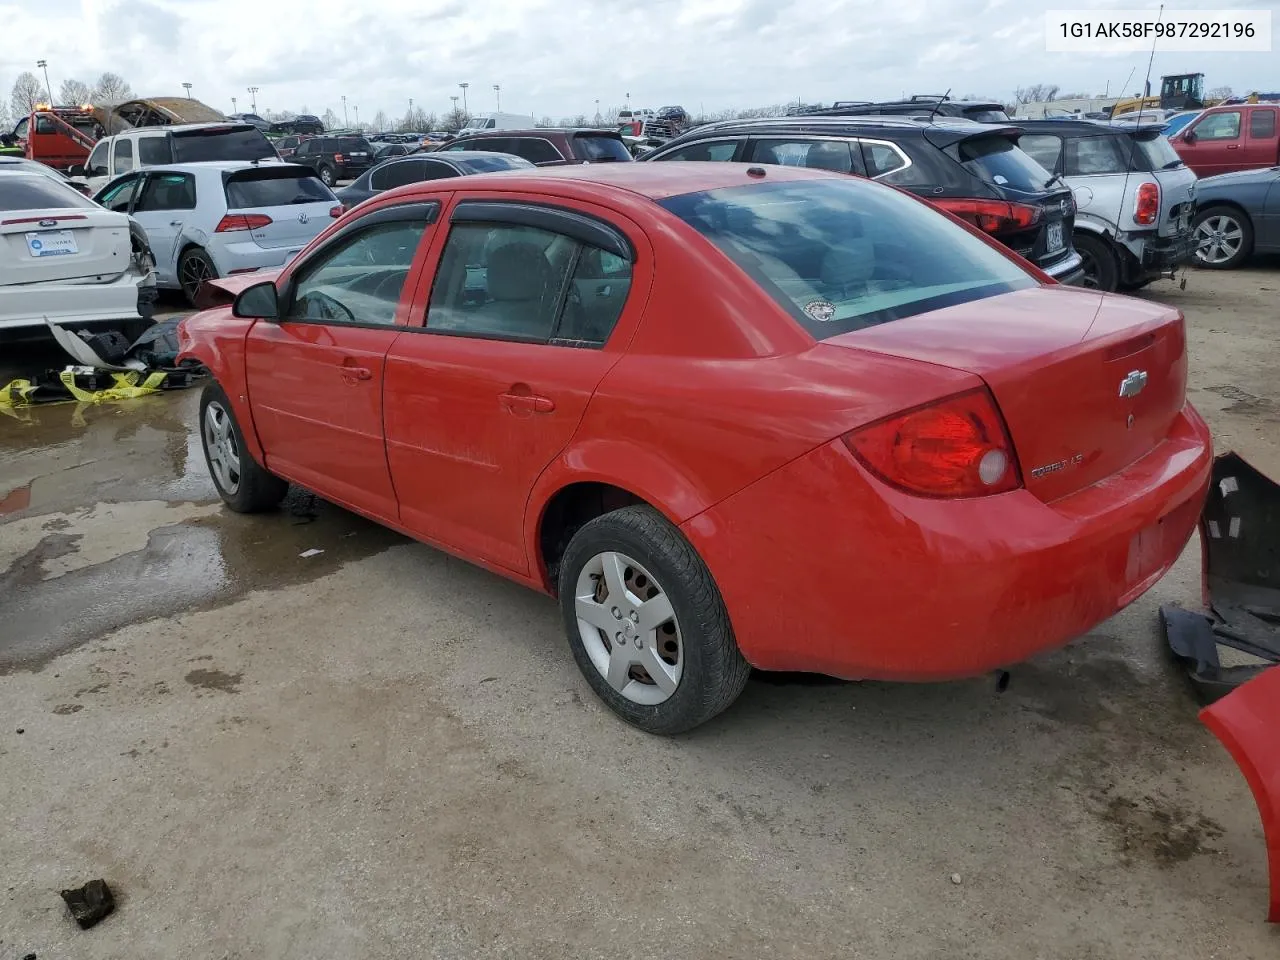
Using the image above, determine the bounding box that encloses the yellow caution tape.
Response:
[0,379,39,408]
[56,369,167,404]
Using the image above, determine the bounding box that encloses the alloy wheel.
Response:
[573,551,683,705]
[203,401,241,494]
[181,255,212,301]
[1194,215,1244,265]
[1077,247,1101,290]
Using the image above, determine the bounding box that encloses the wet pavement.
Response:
[0,382,406,672]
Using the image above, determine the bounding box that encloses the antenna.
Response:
[927,87,952,123]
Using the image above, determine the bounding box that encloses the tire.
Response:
[558,505,751,735]
[318,164,335,187]
[1073,233,1119,292]
[1192,205,1254,270]
[199,382,288,513]
[178,247,219,306]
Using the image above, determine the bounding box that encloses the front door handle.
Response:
[1225,144,1240,150]
[169,220,184,227]
[340,359,372,382]
[500,389,555,415]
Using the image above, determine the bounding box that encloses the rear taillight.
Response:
[329,205,343,218]
[932,198,1043,234]
[334,153,345,163]
[1134,181,1160,225]
[844,389,1021,498]
[214,213,273,233]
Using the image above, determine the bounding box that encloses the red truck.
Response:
[1170,102,1280,178]
[3,105,102,173]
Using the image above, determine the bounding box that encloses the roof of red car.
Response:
[422,161,843,201]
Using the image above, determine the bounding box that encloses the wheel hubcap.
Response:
[575,551,683,705]
[203,402,241,494]
[1194,216,1243,265]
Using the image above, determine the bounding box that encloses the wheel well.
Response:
[178,241,205,262]
[1197,200,1253,226]
[538,482,647,592]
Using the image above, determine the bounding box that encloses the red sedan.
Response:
[178,162,1212,734]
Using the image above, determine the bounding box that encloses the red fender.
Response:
[1200,666,1280,922]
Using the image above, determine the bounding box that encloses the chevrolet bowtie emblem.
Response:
[1119,370,1149,399]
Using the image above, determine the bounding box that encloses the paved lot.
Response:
[2,265,1278,958]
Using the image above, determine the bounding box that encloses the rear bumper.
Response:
[207,239,309,277]
[682,404,1213,680]
[1042,249,1086,286]
[0,268,154,331]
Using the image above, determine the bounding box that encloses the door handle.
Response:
[169,220,184,227]
[339,360,372,382]
[500,391,556,414]
[1226,144,1240,150]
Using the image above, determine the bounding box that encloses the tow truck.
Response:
[1,103,103,173]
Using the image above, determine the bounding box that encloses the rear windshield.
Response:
[572,134,632,162]
[0,176,95,211]
[1134,132,1184,170]
[963,108,1011,122]
[172,128,275,163]
[333,137,373,153]
[225,170,334,209]
[948,135,1052,193]
[660,179,1034,339]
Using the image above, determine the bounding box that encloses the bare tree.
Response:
[90,72,133,107]
[536,115,555,128]
[1014,83,1060,104]
[372,109,389,131]
[11,72,47,118]
[321,108,340,130]
[59,79,93,106]
[420,111,438,132]
[441,106,469,133]
[1207,85,1233,101]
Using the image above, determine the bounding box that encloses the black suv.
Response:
[271,115,325,136]
[289,135,375,185]
[640,115,1084,284]
[798,96,1011,123]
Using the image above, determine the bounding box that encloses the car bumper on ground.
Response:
[0,268,155,333]
[682,404,1213,681]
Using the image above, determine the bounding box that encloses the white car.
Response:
[93,162,341,304]
[0,171,155,338]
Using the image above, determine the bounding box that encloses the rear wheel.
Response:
[318,164,336,187]
[1193,206,1253,269]
[1073,233,1119,292]
[179,247,218,306]
[558,505,751,735]
[199,382,288,512]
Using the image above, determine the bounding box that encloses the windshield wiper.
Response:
[1162,159,1185,169]
[1044,172,1066,189]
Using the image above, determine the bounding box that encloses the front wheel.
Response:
[199,383,288,512]
[1193,206,1254,269]
[558,505,751,735]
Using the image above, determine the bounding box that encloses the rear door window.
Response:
[1064,136,1131,175]
[135,173,197,211]
[859,140,911,179]
[1018,135,1063,172]
[138,136,172,165]
[225,169,332,208]
[508,138,564,164]
[370,159,428,191]
[1193,111,1242,141]
[749,139,862,174]
[947,135,1052,191]
[655,140,741,162]
[1250,108,1277,139]
[572,134,631,162]
[114,138,135,173]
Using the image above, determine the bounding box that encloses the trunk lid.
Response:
[829,285,1188,503]
[0,207,132,286]
[223,168,337,250]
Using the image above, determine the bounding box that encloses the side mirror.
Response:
[1182,130,1197,144]
[232,280,280,320]
[68,164,86,178]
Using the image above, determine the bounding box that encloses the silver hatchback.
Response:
[94,162,340,304]
[1017,120,1197,291]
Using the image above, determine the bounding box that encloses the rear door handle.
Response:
[500,391,556,414]
[1225,144,1240,150]
[169,220,184,227]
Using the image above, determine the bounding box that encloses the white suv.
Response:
[75,122,280,193]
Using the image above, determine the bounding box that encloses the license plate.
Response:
[1046,221,1064,254]
[26,230,78,257]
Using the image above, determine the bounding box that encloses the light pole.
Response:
[354,105,359,129]
[594,98,600,123]
[36,60,53,103]
[247,86,259,112]
[342,95,348,128]
[231,96,237,113]
[182,82,192,99]
[459,82,468,114]
[493,84,501,111]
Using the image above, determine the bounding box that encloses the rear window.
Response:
[0,176,95,211]
[172,128,275,163]
[963,108,1011,122]
[225,169,334,208]
[1134,132,1183,170]
[948,135,1052,193]
[334,137,373,153]
[572,134,632,162]
[660,179,1034,339]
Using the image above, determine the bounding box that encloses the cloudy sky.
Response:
[0,0,1274,123]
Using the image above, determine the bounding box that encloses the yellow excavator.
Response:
[1110,72,1228,118]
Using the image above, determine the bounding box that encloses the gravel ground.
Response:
[1,263,1278,958]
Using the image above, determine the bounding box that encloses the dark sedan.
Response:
[333,150,534,209]
[1191,166,1280,269]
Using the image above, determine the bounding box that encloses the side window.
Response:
[426,222,578,342]
[86,141,109,176]
[35,116,55,134]
[1019,135,1063,172]
[1194,111,1242,141]
[135,173,197,212]
[1250,108,1277,139]
[859,140,910,179]
[370,160,425,191]
[114,137,135,173]
[509,139,564,164]
[98,175,140,212]
[287,220,429,326]
[1066,136,1128,175]
[656,140,739,162]
[419,161,457,181]
[138,136,171,165]
[750,138,858,174]
[558,246,632,345]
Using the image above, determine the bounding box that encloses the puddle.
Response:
[0,389,407,672]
